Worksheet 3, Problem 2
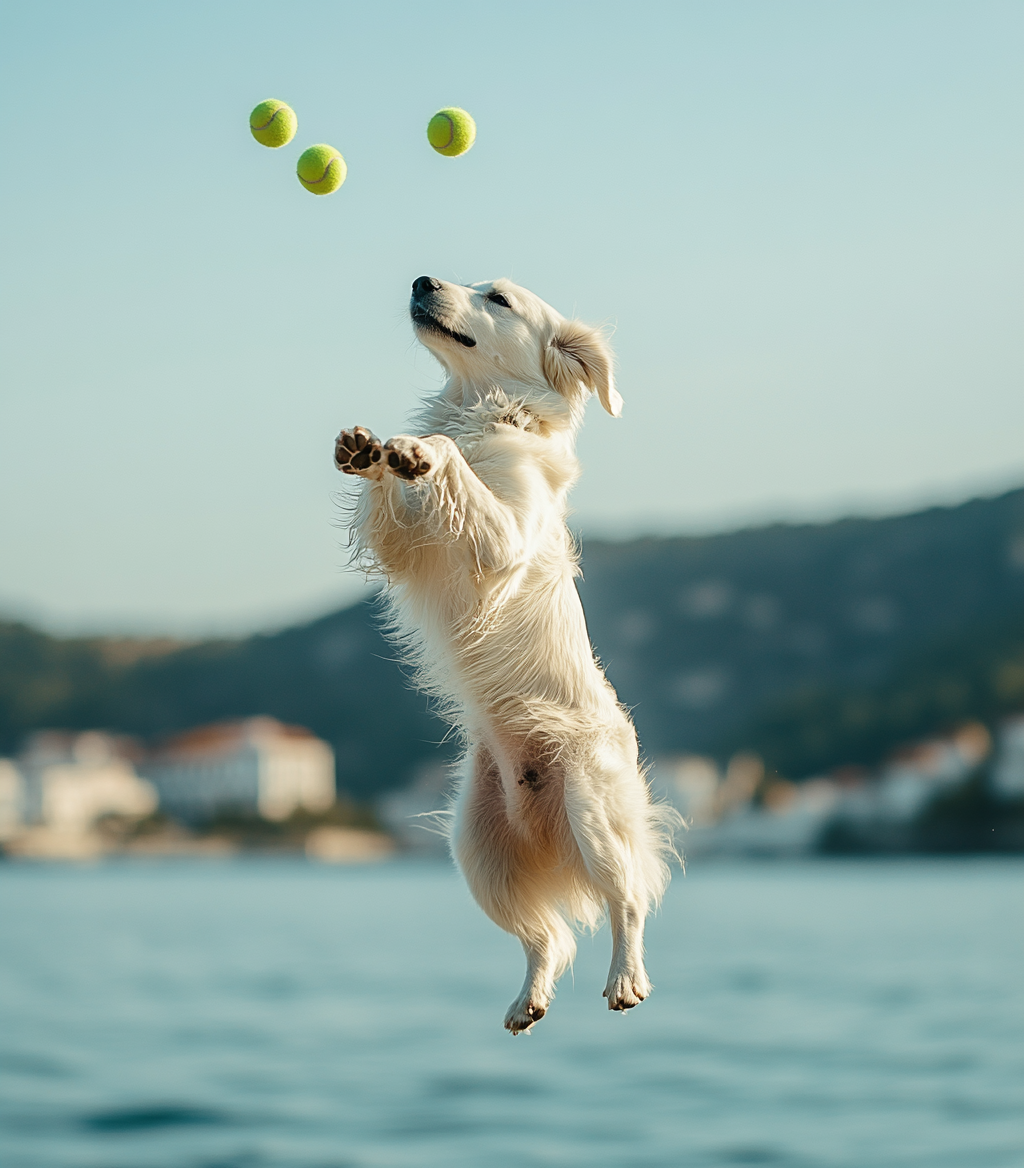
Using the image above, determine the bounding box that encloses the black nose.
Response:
[412,275,442,297]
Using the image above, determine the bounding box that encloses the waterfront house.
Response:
[142,717,335,824]
[17,731,157,830]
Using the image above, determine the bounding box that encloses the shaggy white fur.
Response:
[335,276,679,1033]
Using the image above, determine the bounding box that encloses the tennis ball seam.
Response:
[300,160,340,188]
[252,108,285,132]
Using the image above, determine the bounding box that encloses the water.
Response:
[1,858,1021,1168]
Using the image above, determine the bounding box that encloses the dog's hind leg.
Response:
[563,749,673,1012]
[502,914,575,1035]
[602,898,652,1011]
[451,744,575,1034]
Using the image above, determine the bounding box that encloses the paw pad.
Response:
[384,438,433,480]
[335,427,383,475]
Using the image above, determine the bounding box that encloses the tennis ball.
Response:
[296,144,347,195]
[427,107,476,157]
[249,99,297,148]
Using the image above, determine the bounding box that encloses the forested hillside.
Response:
[581,487,1024,766]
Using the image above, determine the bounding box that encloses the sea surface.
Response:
[0,857,1021,1168]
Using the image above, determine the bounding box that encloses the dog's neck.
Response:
[414,374,585,443]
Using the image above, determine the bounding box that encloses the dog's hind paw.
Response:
[504,996,548,1036]
[383,436,435,481]
[603,970,651,1012]
[335,427,384,477]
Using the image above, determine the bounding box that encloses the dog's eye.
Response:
[488,293,512,309]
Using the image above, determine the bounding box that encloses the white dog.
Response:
[335,276,677,1033]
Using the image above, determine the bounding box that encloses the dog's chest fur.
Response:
[384,390,593,725]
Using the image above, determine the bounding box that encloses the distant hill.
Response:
[580,487,1024,765]
[2,487,1022,793]
[719,608,1024,778]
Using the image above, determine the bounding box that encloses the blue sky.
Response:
[2,1,1021,634]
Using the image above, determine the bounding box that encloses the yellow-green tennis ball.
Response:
[296,144,347,195]
[249,99,297,148]
[427,107,476,157]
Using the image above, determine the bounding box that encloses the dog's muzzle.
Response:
[410,276,476,348]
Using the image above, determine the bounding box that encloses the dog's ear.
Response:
[543,321,623,417]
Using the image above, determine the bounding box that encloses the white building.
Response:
[650,752,764,829]
[0,759,24,840]
[143,717,335,823]
[991,716,1024,798]
[650,755,721,827]
[377,762,452,855]
[695,779,844,857]
[875,722,990,821]
[18,731,157,830]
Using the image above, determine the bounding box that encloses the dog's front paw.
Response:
[383,436,435,481]
[335,427,384,477]
[604,969,651,1012]
[504,993,549,1036]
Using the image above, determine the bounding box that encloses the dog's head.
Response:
[409,276,622,418]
